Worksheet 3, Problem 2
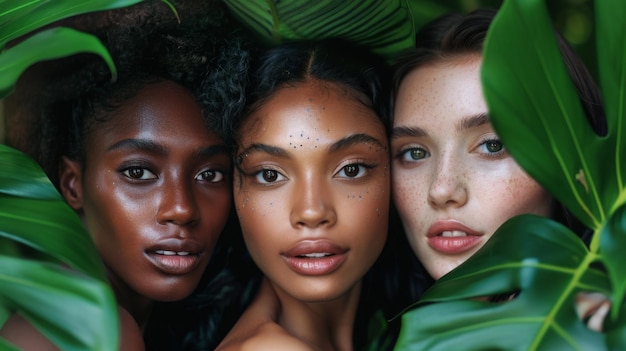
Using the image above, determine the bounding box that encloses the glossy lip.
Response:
[427,220,483,255]
[146,238,205,275]
[281,240,348,276]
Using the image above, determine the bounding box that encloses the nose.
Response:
[290,175,337,229]
[156,176,200,226]
[427,153,468,209]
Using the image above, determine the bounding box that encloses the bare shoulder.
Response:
[0,313,60,351]
[218,322,312,351]
[117,306,144,351]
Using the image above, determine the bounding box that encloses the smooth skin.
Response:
[1,80,232,351]
[217,80,389,351]
[61,80,232,323]
[391,54,552,280]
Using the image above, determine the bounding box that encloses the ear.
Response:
[59,156,84,212]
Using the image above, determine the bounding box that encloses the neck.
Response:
[272,281,362,351]
[107,269,153,332]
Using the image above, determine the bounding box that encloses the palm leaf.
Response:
[222,0,428,59]
[395,0,626,349]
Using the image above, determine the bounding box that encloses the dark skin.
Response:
[1,80,232,350]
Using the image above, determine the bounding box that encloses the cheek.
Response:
[392,171,426,226]
[487,171,552,226]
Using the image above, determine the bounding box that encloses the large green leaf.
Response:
[0,255,119,351]
[0,145,106,280]
[0,27,116,99]
[222,0,425,59]
[0,145,117,349]
[481,0,607,230]
[395,215,609,350]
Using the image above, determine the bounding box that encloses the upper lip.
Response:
[146,238,203,255]
[427,220,482,238]
[282,239,348,258]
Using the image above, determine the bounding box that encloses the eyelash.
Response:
[245,161,376,186]
[120,165,226,183]
[335,161,376,179]
[396,146,430,163]
[120,165,157,181]
[477,137,506,158]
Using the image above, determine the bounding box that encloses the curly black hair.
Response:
[5,1,256,350]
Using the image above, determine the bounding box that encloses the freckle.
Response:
[358,195,362,200]
[300,144,302,147]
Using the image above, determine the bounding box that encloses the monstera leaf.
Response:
[395,0,625,349]
[222,0,453,59]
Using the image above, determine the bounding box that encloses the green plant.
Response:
[394,0,625,349]
[0,1,149,350]
[221,0,459,60]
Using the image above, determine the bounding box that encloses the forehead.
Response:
[239,81,385,146]
[394,55,486,126]
[84,80,222,155]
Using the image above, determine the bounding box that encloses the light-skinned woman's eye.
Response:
[400,147,429,161]
[196,169,224,183]
[122,167,157,180]
[254,169,286,184]
[479,139,505,155]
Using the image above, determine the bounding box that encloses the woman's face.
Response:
[391,55,552,280]
[61,80,231,302]
[235,81,389,303]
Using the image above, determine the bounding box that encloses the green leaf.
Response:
[394,215,609,350]
[0,27,116,99]
[222,0,417,59]
[481,0,607,230]
[0,255,118,351]
[0,0,144,48]
[0,145,106,281]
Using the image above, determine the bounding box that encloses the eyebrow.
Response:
[238,133,385,159]
[391,112,490,139]
[107,138,229,159]
[458,112,490,132]
[391,126,427,139]
[329,133,386,152]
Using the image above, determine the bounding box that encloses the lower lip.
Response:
[282,254,347,276]
[428,235,483,255]
[148,253,201,275]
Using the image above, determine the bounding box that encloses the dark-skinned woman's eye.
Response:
[122,167,156,180]
[196,169,224,183]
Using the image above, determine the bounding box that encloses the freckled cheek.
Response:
[500,174,552,219]
[392,172,427,226]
